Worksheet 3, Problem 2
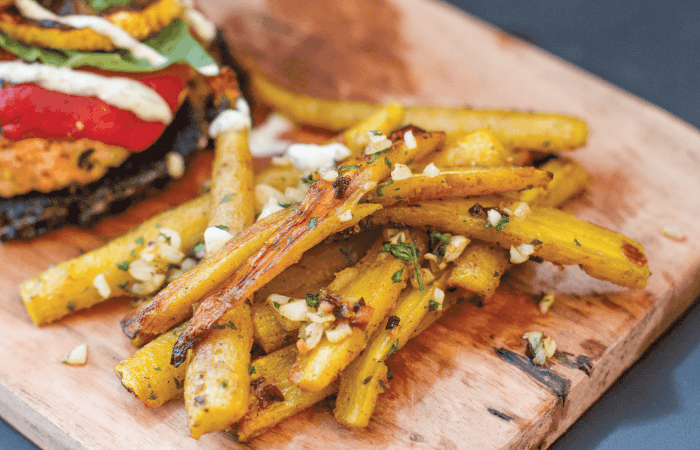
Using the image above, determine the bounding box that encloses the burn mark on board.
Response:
[488,408,514,422]
[494,347,570,402]
[554,351,594,377]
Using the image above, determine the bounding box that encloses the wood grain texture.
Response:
[2,0,700,449]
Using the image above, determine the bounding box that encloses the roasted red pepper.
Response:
[0,64,190,151]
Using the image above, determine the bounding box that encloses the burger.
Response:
[0,0,224,240]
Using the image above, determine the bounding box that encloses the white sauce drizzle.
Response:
[15,0,168,67]
[0,61,173,123]
[209,98,252,138]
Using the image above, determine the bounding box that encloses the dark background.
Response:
[2,0,700,448]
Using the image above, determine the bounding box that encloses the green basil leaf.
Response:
[0,20,216,73]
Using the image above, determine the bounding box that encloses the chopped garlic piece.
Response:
[92,273,111,299]
[523,331,556,366]
[271,155,292,166]
[543,336,557,358]
[157,228,182,250]
[62,344,88,366]
[391,164,412,180]
[131,273,166,296]
[510,243,535,264]
[129,259,158,282]
[364,133,392,155]
[444,235,470,262]
[204,226,234,256]
[308,312,335,324]
[325,322,352,343]
[257,197,284,222]
[278,299,312,322]
[422,163,440,177]
[268,294,291,308]
[403,130,417,149]
[368,131,387,143]
[338,210,352,222]
[432,287,445,311]
[513,202,531,220]
[157,244,185,264]
[539,294,555,313]
[321,169,339,182]
[487,209,502,227]
[286,143,352,170]
[166,152,185,179]
[302,322,325,349]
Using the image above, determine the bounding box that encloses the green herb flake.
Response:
[574,239,582,246]
[148,391,158,400]
[159,233,171,245]
[212,324,226,329]
[428,299,440,311]
[387,340,400,357]
[301,174,316,185]
[495,216,509,232]
[118,280,129,289]
[193,242,205,254]
[117,261,130,271]
[156,223,162,228]
[391,269,404,283]
[130,249,137,258]
[135,237,145,246]
[220,380,228,388]
[305,293,320,308]
[368,148,389,164]
[226,321,237,330]
[307,217,318,229]
[249,364,256,375]
[384,157,392,168]
[380,237,424,290]
[220,193,234,203]
[272,301,281,309]
[215,225,229,231]
[66,301,76,313]
[154,366,162,371]
[278,201,295,208]
[430,231,451,244]
[369,129,382,136]
[337,164,362,175]
[376,179,394,197]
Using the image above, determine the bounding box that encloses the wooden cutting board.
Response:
[2,0,700,449]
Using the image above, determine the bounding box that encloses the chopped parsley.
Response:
[220,193,234,203]
[380,238,424,290]
[118,280,129,289]
[376,179,394,197]
[384,157,392,168]
[117,261,130,271]
[307,217,318,229]
[428,299,440,311]
[574,239,582,246]
[155,223,162,228]
[193,242,205,254]
[226,321,237,330]
[305,293,320,308]
[159,233,171,245]
[337,164,362,175]
[214,225,229,231]
[66,301,75,313]
[220,380,228,388]
[130,249,137,258]
[212,324,226,329]
[135,237,145,246]
[430,231,451,244]
[368,147,390,164]
[249,364,256,375]
[369,129,382,136]
[278,201,296,208]
[484,216,509,231]
[387,339,400,357]
[272,301,281,309]
[301,173,316,185]
[391,269,404,283]
[148,391,158,400]
[154,366,161,371]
